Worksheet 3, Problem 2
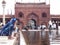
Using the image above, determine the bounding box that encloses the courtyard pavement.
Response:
[0,29,60,45]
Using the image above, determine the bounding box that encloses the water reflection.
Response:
[21,29,50,45]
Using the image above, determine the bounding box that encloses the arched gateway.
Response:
[27,13,39,29]
[15,3,50,29]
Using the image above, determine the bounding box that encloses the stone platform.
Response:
[0,36,17,45]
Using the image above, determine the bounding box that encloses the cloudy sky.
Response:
[0,0,60,15]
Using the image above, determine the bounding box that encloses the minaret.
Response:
[2,0,6,25]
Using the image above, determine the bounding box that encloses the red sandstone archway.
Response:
[27,12,39,26]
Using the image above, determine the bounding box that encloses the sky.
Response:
[0,0,60,15]
[50,0,60,15]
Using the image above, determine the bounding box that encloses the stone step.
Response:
[50,43,60,45]
[50,39,60,44]
[55,37,60,40]
[50,42,60,44]
[0,36,8,42]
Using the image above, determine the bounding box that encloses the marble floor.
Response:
[20,29,60,45]
[0,29,60,45]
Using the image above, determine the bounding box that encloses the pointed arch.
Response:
[27,12,38,19]
[27,12,39,26]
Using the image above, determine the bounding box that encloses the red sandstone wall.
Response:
[15,3,50,28]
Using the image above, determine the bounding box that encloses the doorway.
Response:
[27,19,37,29]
